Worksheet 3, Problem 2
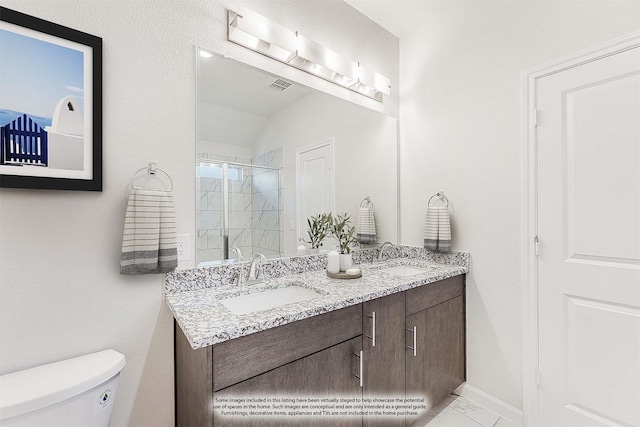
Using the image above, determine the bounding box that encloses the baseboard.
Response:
[454,383,524,425]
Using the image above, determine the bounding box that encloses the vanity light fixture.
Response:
[228,8,297,63]
[289,32,359,89]
[227,7,391,101]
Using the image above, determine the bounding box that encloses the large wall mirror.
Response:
[196,47,398,266]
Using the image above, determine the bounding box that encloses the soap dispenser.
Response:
[297,238,308,255]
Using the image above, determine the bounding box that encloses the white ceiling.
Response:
[198,53,311,118]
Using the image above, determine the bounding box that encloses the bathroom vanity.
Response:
[167,248,469,427]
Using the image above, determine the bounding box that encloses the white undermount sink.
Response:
[220,285,323,315]
[380,265,434,277]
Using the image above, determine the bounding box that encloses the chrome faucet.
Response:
[377,241,394,261]
[235,253,266,286]
[235,263,246,286]
[231,246,244,262]
[247,253,267,283]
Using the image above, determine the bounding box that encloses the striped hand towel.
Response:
[120,188,178,274]
[357,204,377,245]
[423,206,451,253]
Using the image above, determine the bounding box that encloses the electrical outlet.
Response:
[177,234,190,261]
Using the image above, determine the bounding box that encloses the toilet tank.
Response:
[0,350,126,427]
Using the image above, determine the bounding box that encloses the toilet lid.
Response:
[0,349,126,420]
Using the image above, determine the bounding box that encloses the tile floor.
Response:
[416,394,521,427]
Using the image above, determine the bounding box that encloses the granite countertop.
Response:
[166,257,468,350]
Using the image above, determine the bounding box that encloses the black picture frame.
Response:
[0,7,102,191]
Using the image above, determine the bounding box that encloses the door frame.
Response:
[521,32,640,427]
[295,138,336,242]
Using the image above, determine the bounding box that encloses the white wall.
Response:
[253,91,398,254]
[197,140,253,160]
[0,1,398,426]
[398,0,640,412]
[197,102,267,149]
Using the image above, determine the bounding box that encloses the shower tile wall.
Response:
[196,173,222,264]
[196,149,283,265]
[196,154,252,265]
[252,147,283,259]
[228,165,254,261]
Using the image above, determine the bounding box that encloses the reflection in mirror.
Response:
[196,160,280,265]
[196,48,398,266]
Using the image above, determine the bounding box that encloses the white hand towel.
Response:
[423,206,451,253]
[357,205,376,245]
[120,188,178,274]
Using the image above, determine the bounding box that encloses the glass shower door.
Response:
[196,160,281,266]
[195,161,225,265]
[227,163,252,262]
[248,166,281,259]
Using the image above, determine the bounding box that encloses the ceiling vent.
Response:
[267,79,292,92]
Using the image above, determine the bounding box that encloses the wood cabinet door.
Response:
[363,292,406,427]
[405,295,465,427]
[213,336,363,427]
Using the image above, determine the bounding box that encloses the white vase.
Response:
[339,253,353,272]
[327,250,340,274]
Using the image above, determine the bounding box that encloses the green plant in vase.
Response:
[306,213,331,250]
[330,213,358,254]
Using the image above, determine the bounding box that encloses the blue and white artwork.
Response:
[0,22,90,176]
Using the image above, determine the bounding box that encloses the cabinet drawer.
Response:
[212,304,362,391]
[214,337,363,427]
[405,275,464,316]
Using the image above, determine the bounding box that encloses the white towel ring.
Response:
[131,162,174,191]
[428,192,449,207]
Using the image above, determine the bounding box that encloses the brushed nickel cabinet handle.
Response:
[365,311,376,347]
[353,351,363,387]
[407,326,417,357]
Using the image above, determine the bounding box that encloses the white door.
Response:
[536,46,640,426]
[296,140,335,241]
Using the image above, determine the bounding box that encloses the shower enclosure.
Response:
[196,159,282,266]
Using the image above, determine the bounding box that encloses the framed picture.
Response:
[0,7,102,191]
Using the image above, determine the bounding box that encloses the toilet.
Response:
[0,349,126,427]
